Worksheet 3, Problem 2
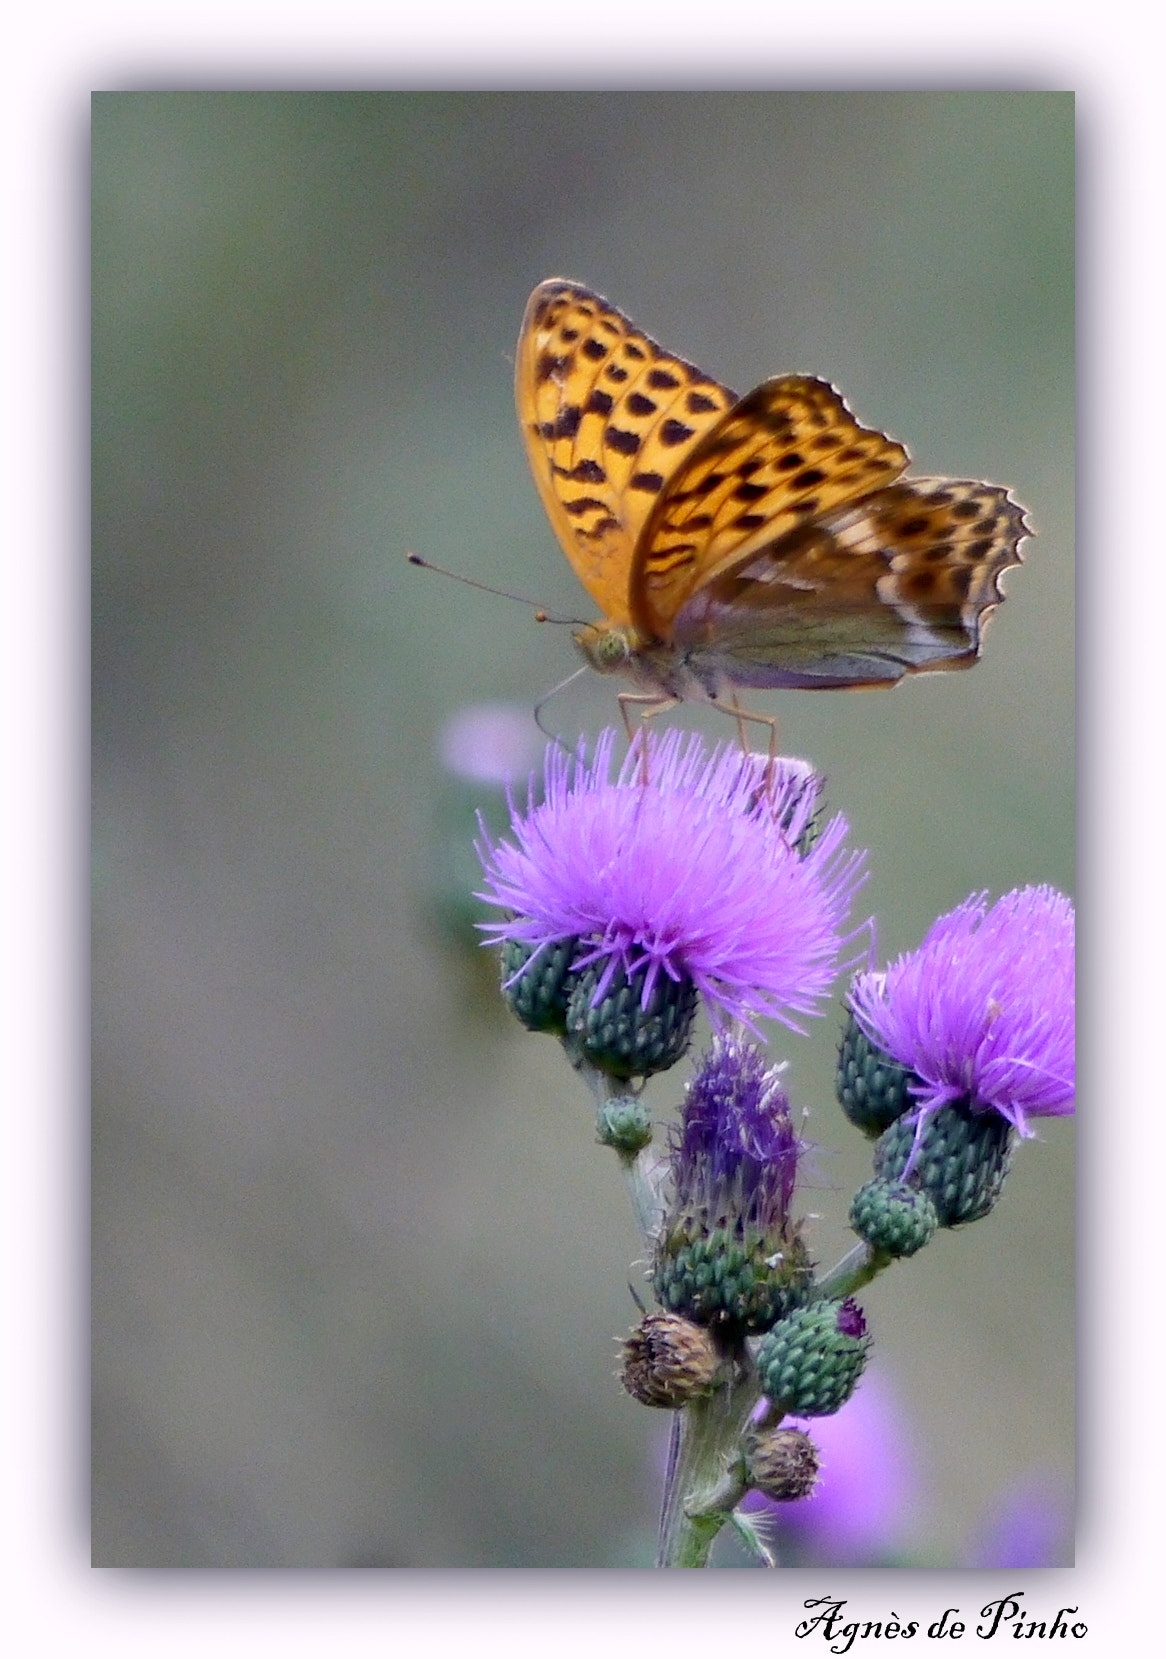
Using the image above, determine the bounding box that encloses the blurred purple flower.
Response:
[966,1475,1073,1568]
[849,886,1075,1137]
[476,728,867,1032]
[742,1369,919,1564]
[440,702,546,785]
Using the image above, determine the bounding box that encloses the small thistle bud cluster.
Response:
[620,1311,720,1409]
[755,1298,871,1418]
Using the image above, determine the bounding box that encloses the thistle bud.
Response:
[499,936,579,1035]
[755,1298,871,1418]
[849,1178,938,1257]
[565,958,697,1080]
[836,1011,915,1136]
[596,1094,654,1155]
[874,1103,1015,1227]
[620,1311,720,1408]
[653,1036,813,1336]
[741,1424,821,1503]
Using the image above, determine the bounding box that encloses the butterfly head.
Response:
[573,620,637,677]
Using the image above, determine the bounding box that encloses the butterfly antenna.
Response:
[406,552,579,626]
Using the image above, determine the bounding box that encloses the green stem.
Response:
[815,1239,891,1300]
[655,1367,761,1568]
[619,1144,666,1243]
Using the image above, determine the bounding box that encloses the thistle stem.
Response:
[619,1144,666,1244]
[655,1367,762,1568]
[815,1239,890,1300]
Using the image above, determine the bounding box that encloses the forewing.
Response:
[672,476,1030,688]
[631,376,911,640]
[515,279,737,625]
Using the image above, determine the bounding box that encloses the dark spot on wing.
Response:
[586,388,614,416]
[951,500,982,520]
[607,427,641,456]
[967,538,995,560]
[569,458,606,483]
[776,452,804,471]
[630,470,665,492]
[687,390,719,414]
[647,545,697,572]
[735,512,767,530]
[904,569,937,596]
[536,351,567,383]
[624,342,647,361]
[563,496,608,516]
[660,418,696,446]
[627,392,658,417]
[734,481,768,502]
[581,338,608,361]
[554,406,582,440]
[605,364,629,383]
[648,367,680,390]
[792,467,827,490]
[897,516,930,537]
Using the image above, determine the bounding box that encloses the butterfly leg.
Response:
[722,691,780,771]
[617,692,678,784]
[711,692,787,814]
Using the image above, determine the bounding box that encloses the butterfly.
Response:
[515,279,1029,713]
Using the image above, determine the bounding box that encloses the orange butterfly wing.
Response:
[670,475,1030,688]
[515,280,736,626]
[630,376,910,641]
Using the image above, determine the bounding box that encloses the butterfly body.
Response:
[516,279,1029,706]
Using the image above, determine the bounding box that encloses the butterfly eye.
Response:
[575,622,632,674]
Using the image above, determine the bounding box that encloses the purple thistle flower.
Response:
[655,1034,812,1332]
[475,728,867,1033]
[672,1033,805,1233]
[849,886,1075,1138]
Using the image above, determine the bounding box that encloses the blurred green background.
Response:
[92,91,1074,1568]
